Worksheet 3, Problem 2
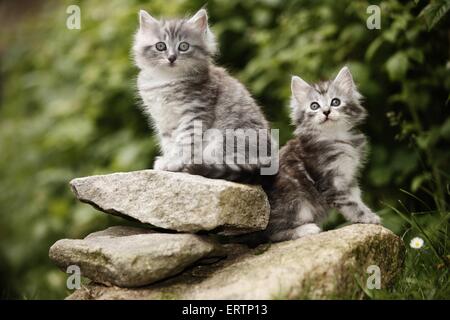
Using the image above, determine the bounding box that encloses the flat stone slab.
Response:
[70,170,269,235]
[49,226,224,287]
[67,224,405,299]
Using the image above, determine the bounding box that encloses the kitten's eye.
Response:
[331,98,341,107]
[178,42,190,52]
[155,42,167,51]
[310,102,320,111]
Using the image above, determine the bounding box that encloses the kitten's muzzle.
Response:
[321,110,333,123]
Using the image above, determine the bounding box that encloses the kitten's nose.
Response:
[323,110,330,117]
[168,55,177,63]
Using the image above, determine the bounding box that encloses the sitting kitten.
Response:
[133,9,274,182]
[235,67,381,244]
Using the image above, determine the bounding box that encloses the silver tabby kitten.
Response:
[235,67,381,245]
[133,9,274,182]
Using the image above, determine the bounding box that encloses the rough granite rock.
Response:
[70,170,269,235]
[67,224,405,300]
[49,226,225,287]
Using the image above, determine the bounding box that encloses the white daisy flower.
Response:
[410,237,424,249]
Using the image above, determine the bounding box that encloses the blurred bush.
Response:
[0,0,448,299]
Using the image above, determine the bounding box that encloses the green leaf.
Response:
[419,0,450,30]
[410,174,432,193]
[406,48,424,64]
[365,37,384,61]
[440,117,450,138]
[385,52,409,81]
[415,127,441,149]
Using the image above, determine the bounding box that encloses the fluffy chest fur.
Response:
[137,73,189,136]
[324,139,361,189]
[297,130,367,190]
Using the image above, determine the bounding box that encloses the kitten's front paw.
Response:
[354,211,381,225]
[166,159,185,172]
[153,156,169,171]
[153,156,185,172]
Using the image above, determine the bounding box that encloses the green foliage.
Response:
[0,0,448,299]
[419,0,450,30]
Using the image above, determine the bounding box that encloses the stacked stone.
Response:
[49,170,270,287]
[49,169,405,299]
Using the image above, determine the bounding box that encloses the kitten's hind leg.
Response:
[293,223,321,238]
[269,223,321,242]
[334,187,381,225]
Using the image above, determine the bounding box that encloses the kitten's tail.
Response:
[183,163,269,184]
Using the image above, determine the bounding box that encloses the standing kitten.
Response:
[133,9,275,182]
[234,67,380,244]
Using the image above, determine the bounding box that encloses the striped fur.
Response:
[133,9,274,182]
[229,67,381,246]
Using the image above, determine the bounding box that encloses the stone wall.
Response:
[49,170,405,299]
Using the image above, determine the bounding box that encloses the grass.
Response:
[366,190,449,300]
[322,179,449,300]
[369,240,449,299]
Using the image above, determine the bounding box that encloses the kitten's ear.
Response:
[188,9,209,33]
[189,9,217,54]
[139,10,158,30]
[333,66,355,95]
[291,76,311,102]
